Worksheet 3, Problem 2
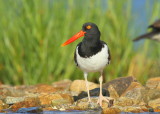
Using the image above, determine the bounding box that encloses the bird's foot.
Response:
[97,95,113,107]
[88,98,91,104]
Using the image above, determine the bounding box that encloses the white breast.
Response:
[76,44,110,73]
[151,33,160,42]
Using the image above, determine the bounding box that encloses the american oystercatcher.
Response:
[133,19,160,42]
[61,22,111,106]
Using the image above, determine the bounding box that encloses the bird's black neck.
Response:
[78,33,103,58]
[83,33,100,46]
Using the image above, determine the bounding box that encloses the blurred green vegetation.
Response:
[0,0,159,85]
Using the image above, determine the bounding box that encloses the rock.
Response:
[4,93,39,105]
[11,97,40,112]
[148,98,160,109]
[114,97,134,106]
[51,99,71,106]
[103,76,137,96]
[140,105,149,112]
[102,107,121,114]
[28,84,59,94]
[157,83,160,89]
[121,86,160,104]
[114,94,146,107]
[0,100,9,110]
[117,106,144,113]
[121,82,142,96]
[43,106,57,111]
[73,88,109,101]
[122,87,146,103]
[70,80,99,94]
[148,107,154,112]
[0,87,27,97]
[154,108,160,112]
[76,97,113,110]
[17,107,42,113]
[116,88,160,107]
[76,97,101,110]
[39,93,73,106]
[143,89,160,102]
[146,77,160,89]
[52,80,72,91]
[4,96,26,105]
[108,85,119,98]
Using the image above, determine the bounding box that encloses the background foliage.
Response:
[0,0,159,85]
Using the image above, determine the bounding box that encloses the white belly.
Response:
[76,45,110,73]
[151,33,160,42]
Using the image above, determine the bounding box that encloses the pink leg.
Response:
[97,72,110,106]
[84,72,91,102]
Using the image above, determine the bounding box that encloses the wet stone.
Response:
[51,99,71,106]
[103,76,137,96]
[148,98,160,109]
[0,87,27,97]
[0,100,9,110]
[73,88,109,101]
[39,93,73,106]
[52,80,72,91]
[4,96,26,105]
[102,107,121,114]
[118,106,144,113]
[114,96,146,107]
[43,106,57,111]
[154,108,160,112]
[145,89,160,102]
[114,97,135,106]
[75,96,112,110]
[139,105,149,112]
[11,97,40,112]
[76,99,101,110]
[28,84,59,94]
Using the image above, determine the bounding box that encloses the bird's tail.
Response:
[133,32,155,41]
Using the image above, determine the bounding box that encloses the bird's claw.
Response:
[97,95,113,107]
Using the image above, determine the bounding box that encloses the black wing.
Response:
[133,31,158,41]
[74,43,81,66]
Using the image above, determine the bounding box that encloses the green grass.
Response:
[0,0,159,85]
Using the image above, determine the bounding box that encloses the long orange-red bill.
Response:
[61,30,86,47]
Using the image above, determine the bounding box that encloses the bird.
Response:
[61,22,111,106]
[133,19,160,42]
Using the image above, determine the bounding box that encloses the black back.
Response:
[148,19,160,31]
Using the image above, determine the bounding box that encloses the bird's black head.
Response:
[61,22,101,47]
[148,19,160,30]
[82,22,100,37]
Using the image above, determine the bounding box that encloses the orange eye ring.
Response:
[86,25,92,29]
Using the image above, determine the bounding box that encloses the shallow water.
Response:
[42,111,160,114]
[121,112,159,114]
[43,110,101,114]
[2,110,159,114]
[1,107,159,114]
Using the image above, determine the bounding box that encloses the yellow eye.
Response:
[86,25,92,29]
